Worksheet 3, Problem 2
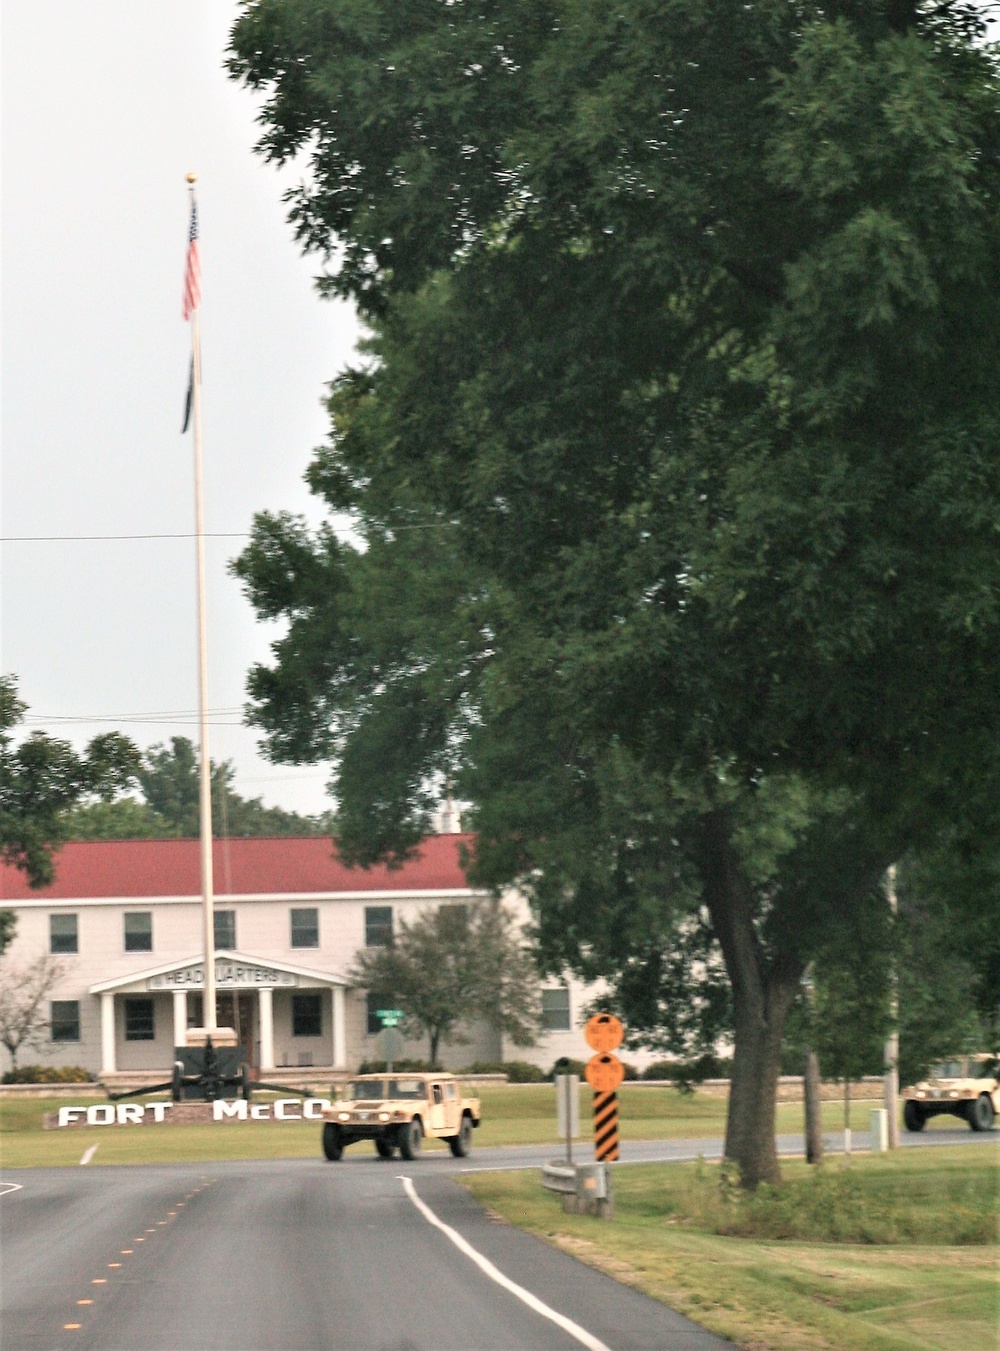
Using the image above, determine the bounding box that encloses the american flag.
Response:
[182,199,200,320]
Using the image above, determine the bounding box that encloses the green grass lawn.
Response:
[463,1147,1000,1351]
[0,1084,915,1166]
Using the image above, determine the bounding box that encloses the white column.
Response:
[172,991,188,1050]
[100,992,116,1075]
[258,987,274,1070]
[332,986,346,1069]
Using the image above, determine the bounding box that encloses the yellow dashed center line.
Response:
[67,1178,219,1338]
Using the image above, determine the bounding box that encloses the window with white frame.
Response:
[214,909,236,949]
[290,908,319,948]
[292,994,322,1037]
[364,906,393,947]
[541,986,571,1031]
[123,911,152,953]
[50,1001,80,1041]
[124,998,155,1041]
[49,913,78,954]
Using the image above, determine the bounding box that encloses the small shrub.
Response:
[547,1058,588,1081]
[671,1159,999,1245]
[2,1064,94,1084]
[641,1054,730,1090]
[356,1058,441,1074]
[467,1060,546,1082]
[641,1060,680,1080]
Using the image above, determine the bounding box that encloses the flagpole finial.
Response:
[186,172,197,184]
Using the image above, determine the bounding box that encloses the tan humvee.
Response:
[321,1072,481,1161]
[902,1054,999,1132]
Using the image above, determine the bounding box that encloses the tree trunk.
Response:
[803,1046,823,1164]
[701,812,804,1190]
[429,1028,440,1066]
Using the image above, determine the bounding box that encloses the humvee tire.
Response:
[448,1115,474,1158]
[969,1093,995,1131]
[322,1123,343,1160]
[903,1099,925,1132]
[398,1118,423,1160]
[375,1137,395,1159]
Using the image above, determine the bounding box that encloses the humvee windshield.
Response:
[344,1080,385,1101]
[929,1062,963,1079]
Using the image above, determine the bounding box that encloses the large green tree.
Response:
[61,736,332,840]
[228,1,1000,1186]
[0,676,139,890]
[349,901,542,1064]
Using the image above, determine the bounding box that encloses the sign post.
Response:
[376,1010,405,1072]
[554,1065,580,1163]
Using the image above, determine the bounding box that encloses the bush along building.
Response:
[0,834,604,1082]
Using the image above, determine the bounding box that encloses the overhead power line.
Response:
[1,532,250,542]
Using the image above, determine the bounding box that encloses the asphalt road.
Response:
[1,1126,991,1351]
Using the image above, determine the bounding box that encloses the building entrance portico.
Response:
[91,952,348,1076]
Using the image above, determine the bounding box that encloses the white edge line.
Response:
[0,1182,24,1197]
[398,1174,612,1351]
[80,1145,98,1166]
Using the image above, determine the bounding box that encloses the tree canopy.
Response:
[349,901,542,1064]
[0,676,139,888]
[62,736,334,841]
[228,0,1000,1185]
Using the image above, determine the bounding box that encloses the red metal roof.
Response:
[0,835,476,900]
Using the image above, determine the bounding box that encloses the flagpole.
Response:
[185,172,216,1033]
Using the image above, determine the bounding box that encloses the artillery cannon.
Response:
[106,1027,317,1104]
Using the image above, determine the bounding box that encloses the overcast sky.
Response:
[2,1,359,815]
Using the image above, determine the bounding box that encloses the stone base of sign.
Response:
[561,1191,614,1220]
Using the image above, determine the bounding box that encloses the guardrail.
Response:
[541,1160,614,1218]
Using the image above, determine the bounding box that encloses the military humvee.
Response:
[902,1054,999,1131]
[321,1072,481,1161]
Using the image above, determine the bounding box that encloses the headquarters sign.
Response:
[147,960,298,990]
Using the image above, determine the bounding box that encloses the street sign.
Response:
[376,1009,404,1027]
[585,1052,625,1093]
[584,1013,624,1053]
